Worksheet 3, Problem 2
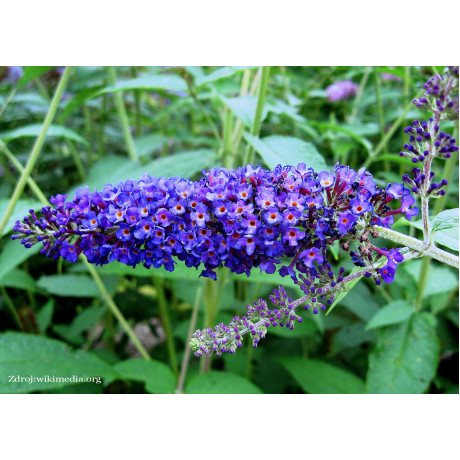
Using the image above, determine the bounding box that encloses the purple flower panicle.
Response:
[13,163,417,287]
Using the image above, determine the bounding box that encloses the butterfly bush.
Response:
[12,66,458,358]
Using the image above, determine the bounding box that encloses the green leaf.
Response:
[0,124,88,145]
[53,307,105,345]
[0,332,118,394]
[113,359,176,394]
[277,357,365,394]
[36,299,54,333]
[219,95,266,127]
[403,259,458,297]
[17,66,55,88]
[96,75,187,96]
[133,133,168,158]
[0,238,40,280]
[195,66,255,88]
[367,313,439,393]
[68,150,217,196]
[431,208,459,252]
[244,133,327,171]
[0,198,43,237]
[306,121,375,153]
[185,371,263,394]
[366,300,414,330]
[0,268,37,291]
[36,274,100,297]
[330,323,376,355]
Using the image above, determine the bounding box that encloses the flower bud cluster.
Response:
[190,287,303,357]
[400,119,458,164]
[13,163,418,283]
[413,68,459,119]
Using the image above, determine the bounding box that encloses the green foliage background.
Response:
[0,66,458,394]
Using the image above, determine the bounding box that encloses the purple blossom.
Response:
[326,80,359,102]
[337,212,358,234]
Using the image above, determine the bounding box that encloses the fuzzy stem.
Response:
[376,226,459,269]
[106,67,138,162]
[0,67,72,236]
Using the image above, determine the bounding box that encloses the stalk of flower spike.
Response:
[13,162,418,286]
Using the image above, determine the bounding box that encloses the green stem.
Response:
[154,277,178,377]
[83,105,92,151]
[97,95,108,160]
[34,78,50,103]
[0,140,49,206]
[350,66,372,123]
[131,66,143,137]
[106,67,138,162]
[403,66,410,105]
[0,67,72,236]
[176,287,203,394]
[416,257,430,310]
[84,260,151,360]
[0,286,22,329]
[243,66,270,165]
[0,85,17,119]
[222,107,234,168]
[181,71,222,144]
[230,68,253,149]
[67,140,86,182]
[363,87,425,168]
[374,67,386,150]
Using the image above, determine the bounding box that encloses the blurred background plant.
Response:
[0,66,458,394]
